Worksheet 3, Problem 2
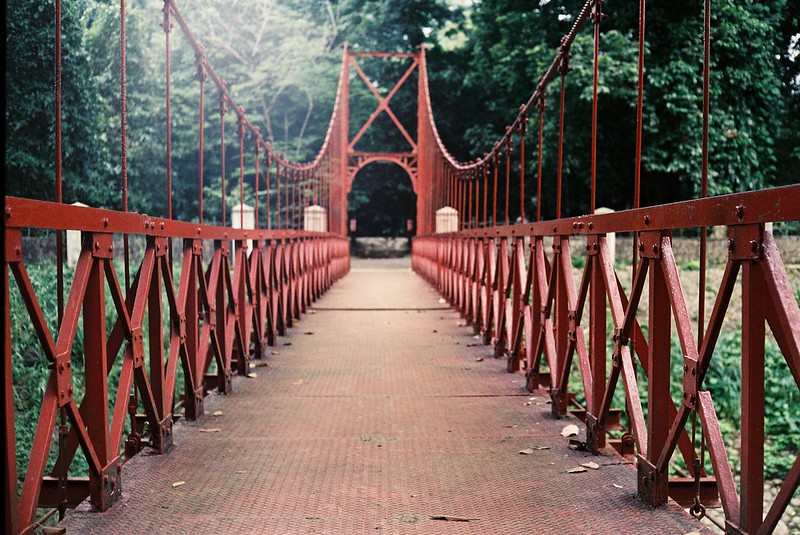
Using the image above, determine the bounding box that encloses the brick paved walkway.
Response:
[62,259,705,534]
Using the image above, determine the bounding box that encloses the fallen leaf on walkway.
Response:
[199,428,221,433]
[271,351,280,355]
[292,379,305,385]
[247,372,258,378]
[283,342,292,346]
[533,446,550,450]
[473,335,480,340]
[581,462,600,470]
[613,484,623,488]
[683,532,701,535]
[251,361,268,368]
[304,331,314,335]
[432,329,438,333]
[438,298,446,304]
[519,448,535,455]
[212,411,223,417]
[475,357,484,362]
[172,481,186,488]
[235,470,247,474]
[429,515,477,522]
[524,402,532,406]
[567,467,587,474]
[310,310,316,314]
[467,343,480,347]
[560,424,579,437]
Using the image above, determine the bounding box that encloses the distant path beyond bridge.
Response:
[61,259,705,534]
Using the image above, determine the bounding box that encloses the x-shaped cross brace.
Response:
[348,56,419,152]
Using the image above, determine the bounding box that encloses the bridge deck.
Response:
[61,259,705,534]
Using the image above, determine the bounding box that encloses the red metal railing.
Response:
[412,0,800,533]
[4,0,350,532]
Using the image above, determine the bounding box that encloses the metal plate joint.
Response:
[727,224,762,261]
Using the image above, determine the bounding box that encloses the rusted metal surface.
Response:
[413,221,800,534]
[57,263,706,534]
[5,214,349,534]
[5,0,799,531]
[410,0,799,532]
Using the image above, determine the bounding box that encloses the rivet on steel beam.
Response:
[683,364,688,373]
[68,386,74,396]
[5,206,11,219]
[644,215,650,225]
[553,226,557,233]
[59,363,65,373]
[197,227,201,235]
[736,204,745,219]
[588,222,593,230]
[750,240,758,253]
[578,222,584,230]
[103,218,109,228]
[638,241,644,253]
[728,239,735,253]
[95,241,100,251]
[572,222,578,230]
[15,246,21,257]
[109,245,114,253]
[652,244,658,254]
[160,222,165,230]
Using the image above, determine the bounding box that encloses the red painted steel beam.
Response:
[417,185,800,238]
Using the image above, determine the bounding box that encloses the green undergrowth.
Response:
[9,260,186,490]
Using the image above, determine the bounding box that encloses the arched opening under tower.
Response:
[347,161,417,258]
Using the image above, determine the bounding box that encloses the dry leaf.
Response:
[682,532,702,535]
[613,484,623,488]
[235,470,247,474]
[581,461,600,470]
[524,402,532,406]
[251,361,268,368]
[172,481,186,488]
[519,448,535,455]
[310,310,316,314]
[429,515,476,522]
[304,331,314,335]
[292,379,305,385]
[247,372,258,378]
[560,424,579,437]
[567,467,587,473]
[283,342,292,346]
[533,446,550,450]
[212,411,223,417]
[472,335,480,340]
[199,428,221,433]
[438,298,446,304]
[475,357,484,362]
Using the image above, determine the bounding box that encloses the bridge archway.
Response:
[346,159,417,237]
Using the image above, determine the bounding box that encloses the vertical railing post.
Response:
[83,233,123,510]
[638,231,670,506]
[740,237,765,533]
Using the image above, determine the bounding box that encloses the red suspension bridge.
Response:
[4,0,800,533]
